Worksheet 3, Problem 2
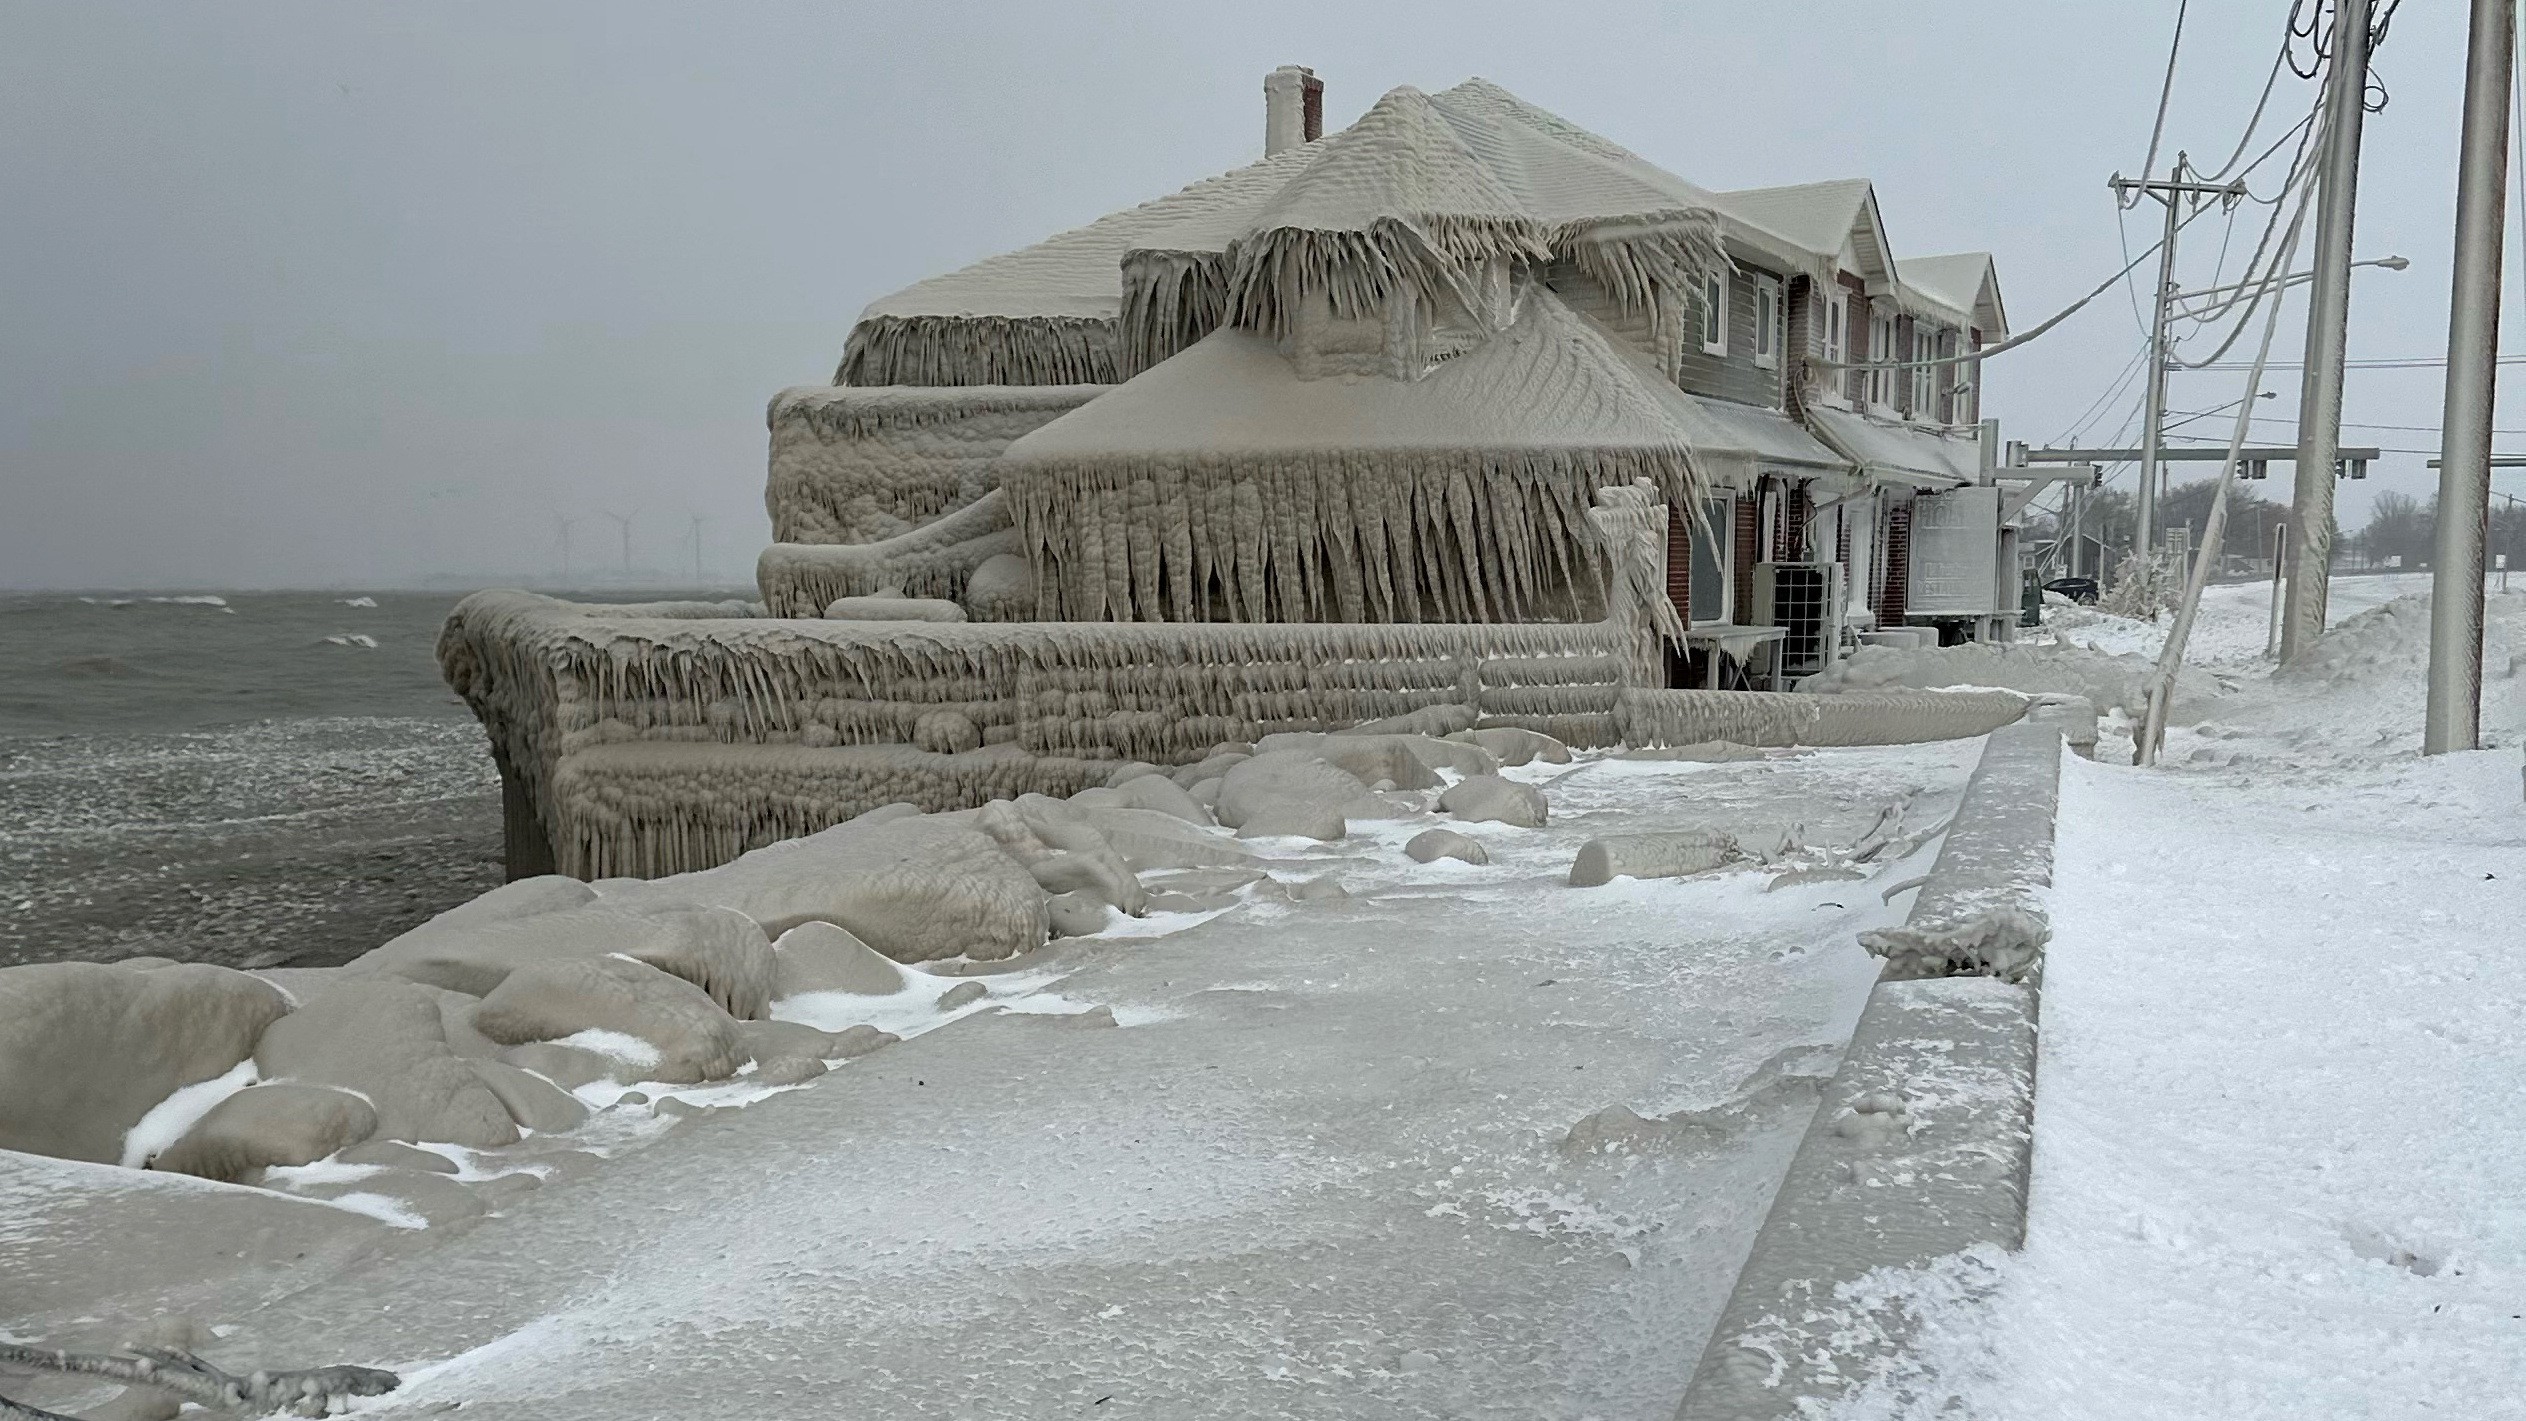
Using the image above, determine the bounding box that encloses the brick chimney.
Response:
[1265,66,1324,155]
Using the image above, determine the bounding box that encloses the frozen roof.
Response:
[839,77,1996,388]
[1706,179,1878,264]
[1648,387,1851,485]
[1805,405,1982,487]
[1006,286,1706,459]
[843,78,1737,387]
[1900,252,2009,338]
[996,288,1718,624]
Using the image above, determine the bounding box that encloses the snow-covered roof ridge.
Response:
[1900,251,2009,338]
[1223,85,1556,341]
[838,76,1993,388]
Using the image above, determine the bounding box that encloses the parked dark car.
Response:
[2043,576,2100,605]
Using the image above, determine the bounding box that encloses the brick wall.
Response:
[1733,494,1759,622]
[1666,501,1693,625]
[1875,503,1912,624]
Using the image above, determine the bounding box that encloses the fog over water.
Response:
[1,1,2510,590]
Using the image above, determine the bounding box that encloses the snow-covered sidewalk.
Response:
[1991,750,2525,1418]
[1831,577,2526,1420]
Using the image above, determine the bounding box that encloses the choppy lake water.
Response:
[0,589,714,969]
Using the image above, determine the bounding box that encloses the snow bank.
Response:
[1799,638,2221,723]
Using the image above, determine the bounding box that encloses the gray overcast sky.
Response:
[0,1,2510,589]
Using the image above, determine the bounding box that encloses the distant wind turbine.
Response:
[600,511,633,575]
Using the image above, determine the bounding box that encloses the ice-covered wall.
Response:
[1619,687,2029,748]
[764,385,1104,546]
[440,586,1646,879]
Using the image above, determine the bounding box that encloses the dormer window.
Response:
[1700,273,1726,355]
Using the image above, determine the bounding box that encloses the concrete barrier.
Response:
[1675,719,2063,1420]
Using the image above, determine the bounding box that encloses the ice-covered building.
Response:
[780,72,2017,677]
[443,70,2030,880]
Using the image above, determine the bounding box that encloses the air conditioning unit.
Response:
[1754,561,1846,679]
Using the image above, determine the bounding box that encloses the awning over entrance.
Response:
[1648,389,1852,488]
[1804,406,1982,488]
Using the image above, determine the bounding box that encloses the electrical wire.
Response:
[1821,201,2220,376]
[2053,341,2155,445]
[2131,0,2192,208]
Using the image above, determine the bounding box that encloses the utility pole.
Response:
[2279,0,2374,662]
[2109,157,2246,579]
[2425,0,2513,754]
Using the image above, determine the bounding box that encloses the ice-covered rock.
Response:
[0,961,291,1164]
[362,899,778,1021]
[148,1083,379,1183]
[638,817,1048,963]
[771,921,907,997]
[256,981,520,1148]
[1068,805,1255,871]
[1045,889,1111,938]
[1567,831,1742,887]
[471,1059,592,1133]
[1215,750,1382,840]
[1405,828,1490,865]
[1448,726,1571,767]
[1438,774,1548,828]
[471,956,746,1085]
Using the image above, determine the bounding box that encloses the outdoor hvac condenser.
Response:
[1905,486,2004,616]
[1753,561,1846,679]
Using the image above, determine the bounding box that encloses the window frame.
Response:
[1700,272,1728,356]
[1687,495,1735,626]
[1911,325,1939,415]
[1753,275,1781,368]
[1867,312,1896,409]
[1819,289,1844,365]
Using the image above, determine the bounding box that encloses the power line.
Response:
[2133,0,2192,206]
[2191,354,2526,369]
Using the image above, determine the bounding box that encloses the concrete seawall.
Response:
[1675,716,2066,1419]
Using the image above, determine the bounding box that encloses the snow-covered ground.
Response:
[1830,573,2526,1420]
[4,739,1984,1421]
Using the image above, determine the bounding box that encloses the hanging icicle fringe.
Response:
[999,445,1703,625]
[1225,215,1553,339]
[768,385,1101,546]
[1553,209,1731,324]
[438,521,1672,877]
[1615,687,2031,748]
[774,383,1109,441]
[836,314,1123,387]
[1119,249,1231,375]
[758,490,1018,615]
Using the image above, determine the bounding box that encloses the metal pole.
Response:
[2425,0,2513,754]
[2135,192,2181,568]
[2281,0,2372,662]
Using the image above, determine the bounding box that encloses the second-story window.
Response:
[1868,312,1895,407]
[1912,325,1939,415]
[1820,290,1844,365]
[1701,272,1727,355]
[1753,276,1780,367]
